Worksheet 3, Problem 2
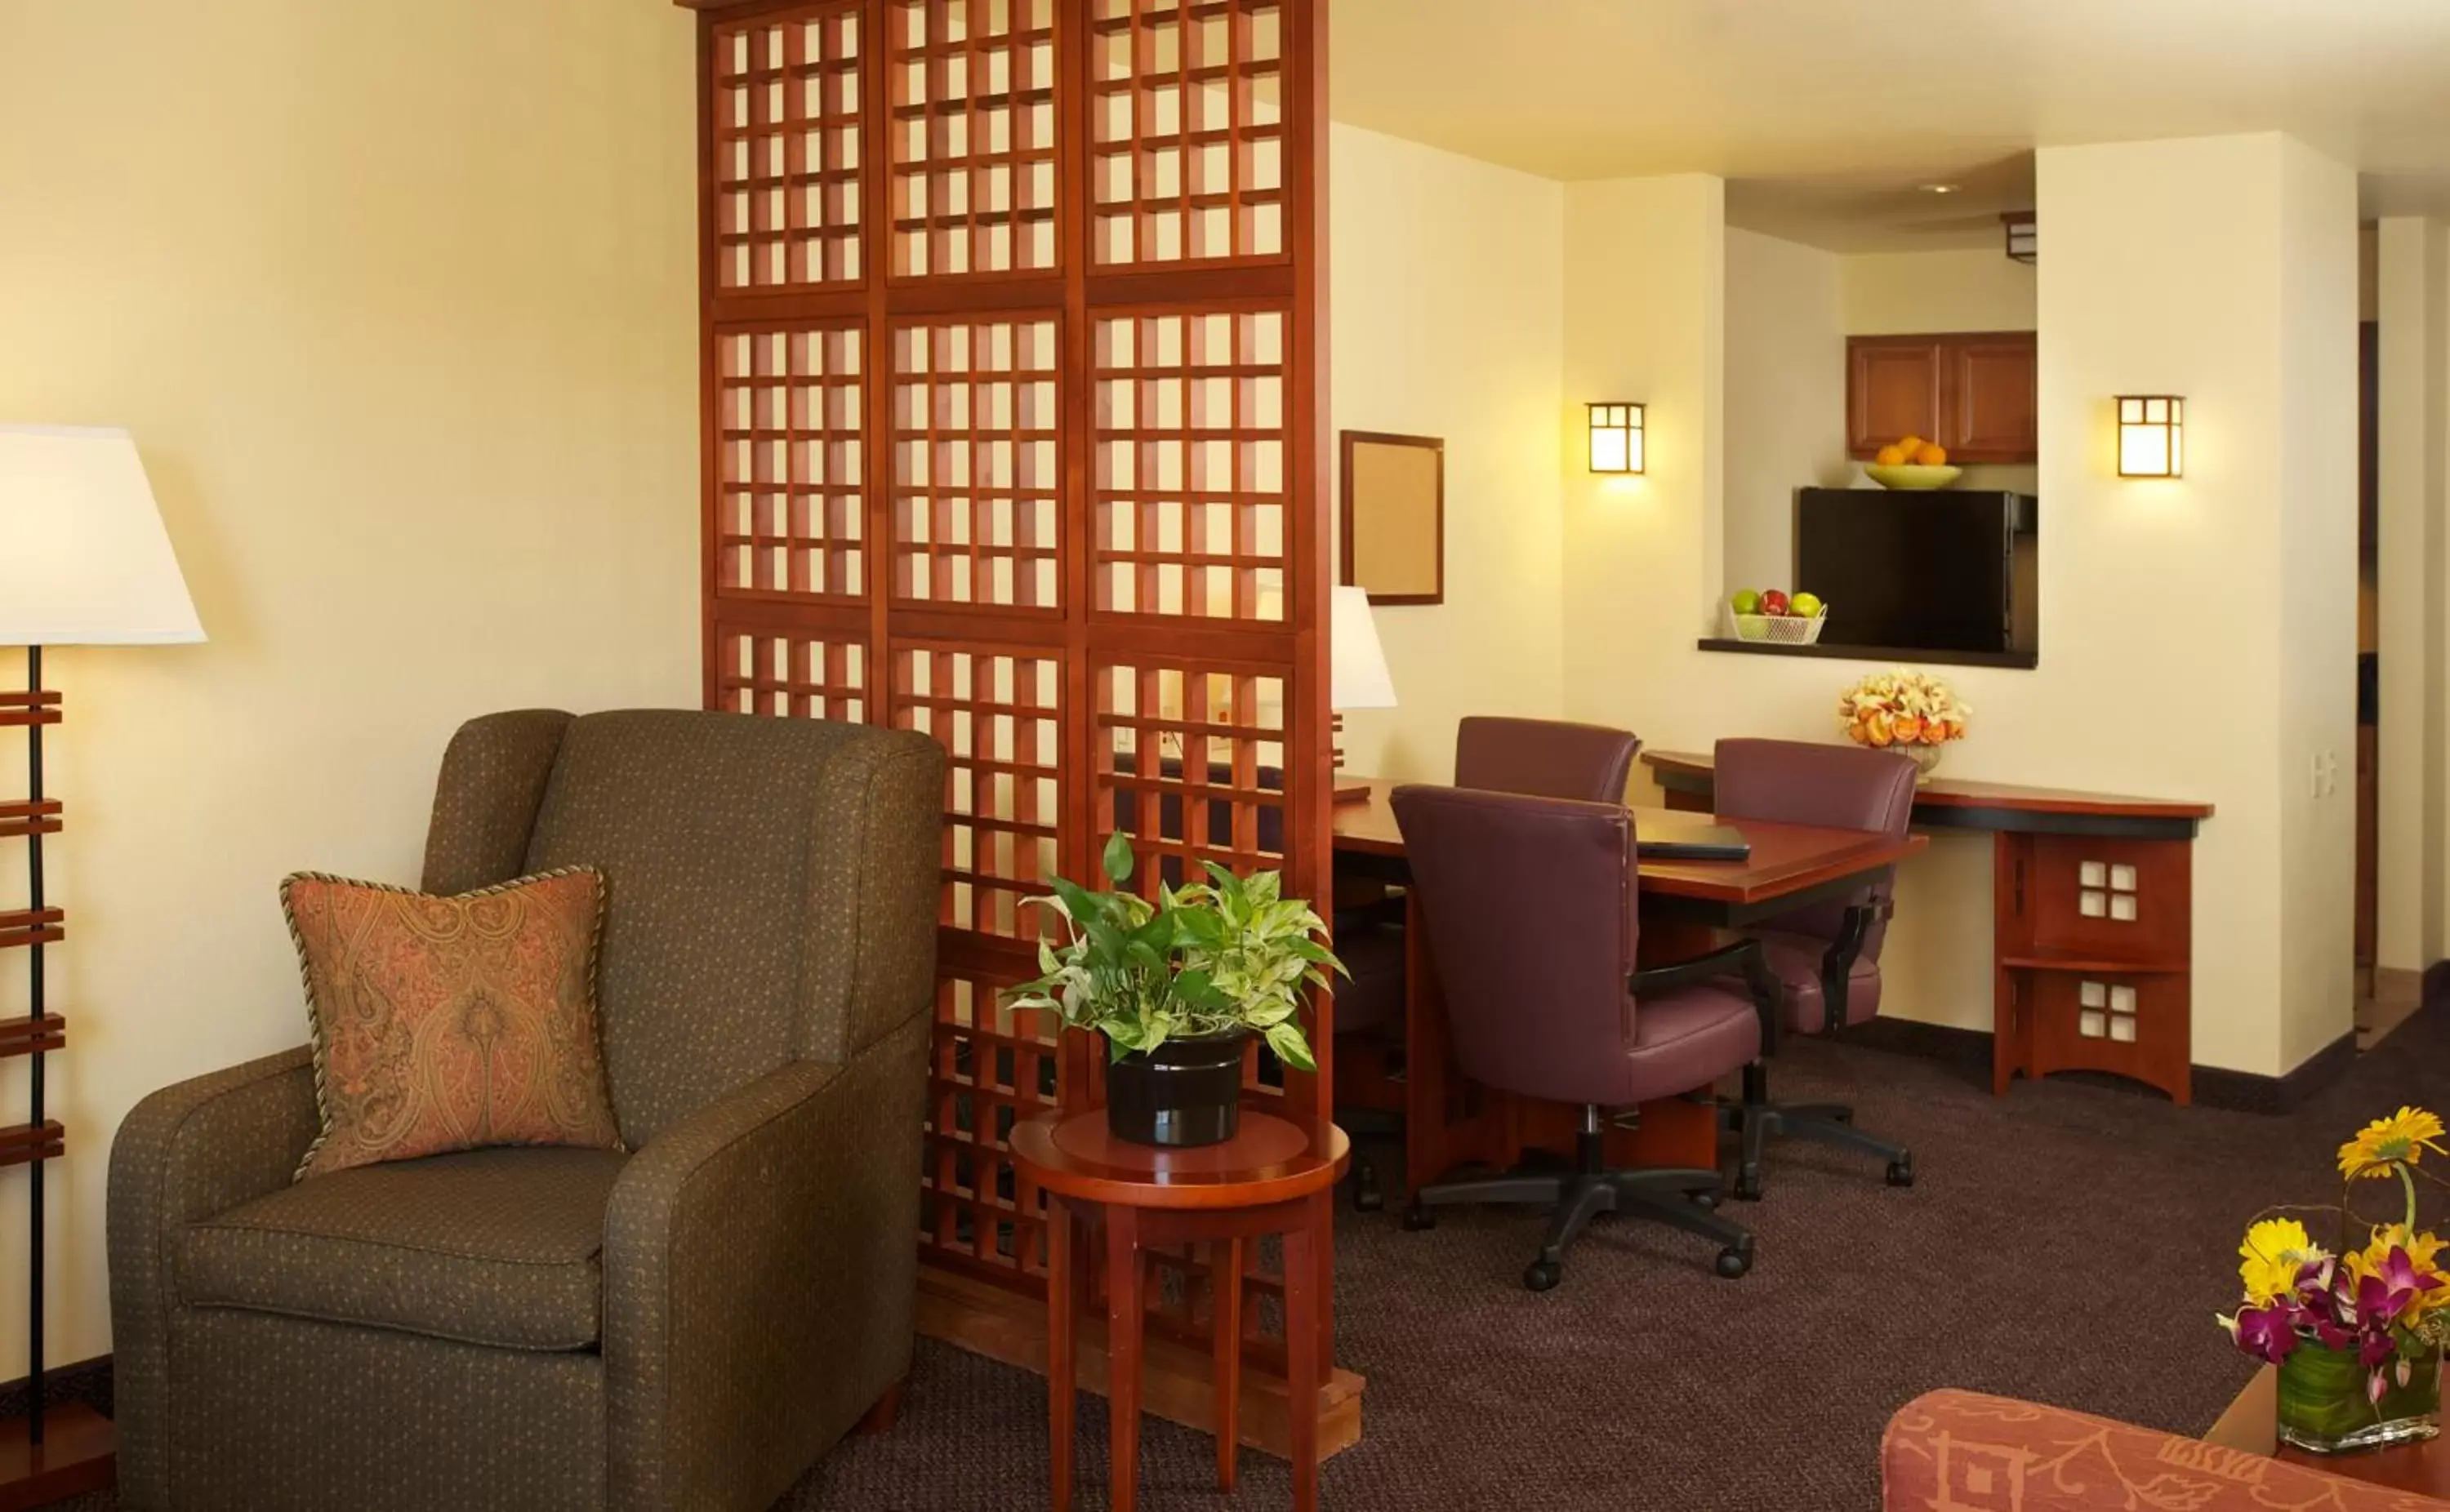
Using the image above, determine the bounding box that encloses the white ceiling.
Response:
[1330,0,2450,251]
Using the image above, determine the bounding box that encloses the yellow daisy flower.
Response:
[2339,1107,2450,1180]
[2239,1217,2327,1305]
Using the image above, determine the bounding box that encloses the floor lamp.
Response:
[0,425,204,1505]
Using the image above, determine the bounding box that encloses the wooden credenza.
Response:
[1642,751,2213,1104]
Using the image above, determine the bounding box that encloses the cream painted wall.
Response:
[1330,124,1566,783]
[1558,136,2358,1078]
[1724,229,1849,597]
[0,0,700,1368]
[2273,140,2362,1070]
[1842,248,2038,335]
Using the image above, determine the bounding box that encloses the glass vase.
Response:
[2277,1339,2443,1453]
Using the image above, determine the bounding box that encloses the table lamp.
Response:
[1330,585,1396,803]
[0,424,204,1501]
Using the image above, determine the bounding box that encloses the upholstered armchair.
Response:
[108,709,945,1512]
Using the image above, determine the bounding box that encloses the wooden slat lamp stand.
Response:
[0,422,208,1507]
[0,671,114,1510]
[673,0,1350,1460]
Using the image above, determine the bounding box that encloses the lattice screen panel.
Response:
[891,317,1063,609]
[714,4,866,288]
[713,621,870,723]
[717,322,867,601]
[922,970,1066,1284]
[893,642,1064,936]
[1089,0,1285,265]
[690,0,1328,1343]
[889,0,1060,277]
[1093,307,1289,620]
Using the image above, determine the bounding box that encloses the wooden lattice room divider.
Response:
[676,0,1342,1439]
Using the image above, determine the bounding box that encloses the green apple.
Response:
[1730,589,1762,615]
[1791,591,1823,619]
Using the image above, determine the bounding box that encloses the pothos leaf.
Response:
[1102,830,1138,885]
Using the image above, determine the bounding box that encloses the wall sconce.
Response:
[2117,396,2184,478]
[1588,402,1644,474]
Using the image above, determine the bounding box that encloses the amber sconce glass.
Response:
[1588,402,1644,474]
[2118,395,2184,478]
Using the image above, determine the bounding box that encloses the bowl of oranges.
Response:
[1863,435,1962,491]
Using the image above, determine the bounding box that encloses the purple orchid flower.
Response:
[2234,1304,2301,1364]
[2372,1245,2442,1301]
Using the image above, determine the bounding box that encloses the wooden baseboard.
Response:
[0,1402,113,1511]
[915,1264,1365,1463]
[1847,1017,2357,1114]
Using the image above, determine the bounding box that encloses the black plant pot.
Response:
[1105,1030,1250,1148]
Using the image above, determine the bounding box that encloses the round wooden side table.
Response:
[1011,1109,1349,1512]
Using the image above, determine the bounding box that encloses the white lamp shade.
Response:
[0,425,203,646]
[1330,585,1397,711]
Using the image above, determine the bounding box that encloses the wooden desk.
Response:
[1330,779,1927,1200]
[1642,750,2214,1103]
[2205,1364,2450,1498]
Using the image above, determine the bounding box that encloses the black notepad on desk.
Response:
[1636,819,1752,862]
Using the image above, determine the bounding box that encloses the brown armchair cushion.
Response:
[284,868,621,1179]
[179,1145,625,1352]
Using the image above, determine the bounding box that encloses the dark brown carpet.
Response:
[68,1005,2450,1510]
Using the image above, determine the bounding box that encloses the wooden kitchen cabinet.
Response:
[1847,330,2037,463]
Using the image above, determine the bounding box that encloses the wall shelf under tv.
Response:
[1695,638,2040,671]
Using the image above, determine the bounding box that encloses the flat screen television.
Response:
[1793,487,2038,660]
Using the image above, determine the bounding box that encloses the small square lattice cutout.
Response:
[715,6,865,289]
[718,323,867,600]
[922,971,1064,1279]
[893,318,1063,608]
[715,625,868,723]
[1096,660,1286,892]
[895,644,1063,936]
[889,0,1059,277]
[1094,309,1288,620]
[1089,0,1285,265]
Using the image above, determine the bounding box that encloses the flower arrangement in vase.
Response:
[1836,668,1969,781]
[1005,833,1343,1150]
[2219,1106,2450,1452]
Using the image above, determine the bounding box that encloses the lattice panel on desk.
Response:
[889,0,1059,278]
[1095,660,1285,891]
[716,323,867,600]
[921,970,1064,1281]
[1093,308,1288,619]
[894,644,1062,936]
[892,317,1062,608]
[714,6,865,289]
[1089,0,1285,265]
[714,624,868,723]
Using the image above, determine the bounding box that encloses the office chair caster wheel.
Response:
[1733,1167,1764,1202]
[1715,1247,1753,1280]
[1401,1203,1437,1232]
[1522,1260,1562,1292]
[1886,1156,1915,1189]
[1352,1165,1384,1213]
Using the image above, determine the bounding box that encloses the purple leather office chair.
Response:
[1454,716,1641,803]
[1388,785,1773,1289]
[1335,718,1645,1212]
[1713,737,1919,1198]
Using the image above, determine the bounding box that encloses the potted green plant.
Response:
[1005,832,1343,1149]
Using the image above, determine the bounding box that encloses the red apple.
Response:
[1761,589,1790,616]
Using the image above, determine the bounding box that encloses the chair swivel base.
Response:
[1401,1119,1753,1290]
[1726,1091,1915,1201]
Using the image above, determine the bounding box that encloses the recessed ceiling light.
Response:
[1919,182,1961,195]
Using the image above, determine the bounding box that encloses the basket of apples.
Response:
[1726,589,1827,645]
[1837,668,1970,780]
